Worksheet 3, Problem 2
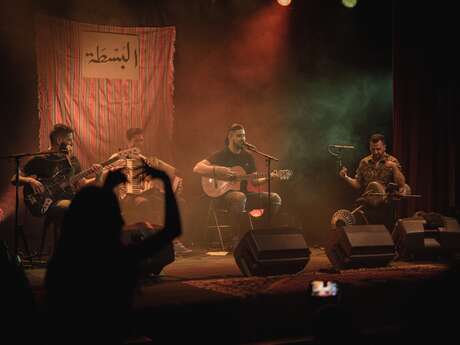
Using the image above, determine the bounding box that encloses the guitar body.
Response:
[202,178,241,198]
[24,175,75,216]
[201,166,246,198]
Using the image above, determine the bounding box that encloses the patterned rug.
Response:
[184,263,449,297]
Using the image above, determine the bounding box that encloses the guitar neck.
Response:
[235,172,267,181]
[70,156,120,183]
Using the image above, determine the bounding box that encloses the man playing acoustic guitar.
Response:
[193,123,282,241]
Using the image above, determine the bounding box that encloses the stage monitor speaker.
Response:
[122,228,175,275]
[326,225,395,269]
[233,227,310,276]
[392,214,460,260]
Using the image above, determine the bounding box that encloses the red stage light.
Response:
[249,209,264,218]
[277,0,292,7]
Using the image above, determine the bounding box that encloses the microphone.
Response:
[59,143,71,154]
[58,143,73,168]
[243,141,257,149]
[329,144,355,150]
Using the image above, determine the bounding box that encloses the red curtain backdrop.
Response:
[35,15,176,168]
[393,2,460,217]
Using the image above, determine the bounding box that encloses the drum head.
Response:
[331,209,356,229]
[362,181,386,207]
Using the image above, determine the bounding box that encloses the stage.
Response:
[24,248,451,344]
[0,1,459,343]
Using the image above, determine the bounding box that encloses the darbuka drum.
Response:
[361,181,387,207]
[361,181,413,207]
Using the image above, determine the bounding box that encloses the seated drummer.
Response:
[339,133,407,230]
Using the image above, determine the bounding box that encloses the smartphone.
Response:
[310,280,339,297]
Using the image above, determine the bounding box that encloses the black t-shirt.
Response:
[23,154,82,180]
[207,147,256,193]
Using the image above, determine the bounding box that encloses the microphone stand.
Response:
[328,145,343,174]
[328,145,356,174]
[245,146,279,227]
[0,149,62,259]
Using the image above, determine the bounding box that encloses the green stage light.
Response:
[342,0,358,8]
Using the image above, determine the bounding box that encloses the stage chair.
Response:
[206,199,253,251]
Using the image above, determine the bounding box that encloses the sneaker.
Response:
[173,240,193,256]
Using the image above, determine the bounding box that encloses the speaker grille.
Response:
[326,225,395,269]
[234,228,310,276]
[393,216,460,260]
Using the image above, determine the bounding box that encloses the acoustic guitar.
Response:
[201,165,292,198]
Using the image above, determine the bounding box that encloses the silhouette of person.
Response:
[311,304,360,344]
[44,165,182,344]
[400,263,460,343]
[1,241,39,344]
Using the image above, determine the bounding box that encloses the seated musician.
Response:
[193,123,282,241]
[111,127,191,254]
[339,133,407,231]
[11,124,102,227]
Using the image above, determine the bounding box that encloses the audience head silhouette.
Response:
[56,185,124,256]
